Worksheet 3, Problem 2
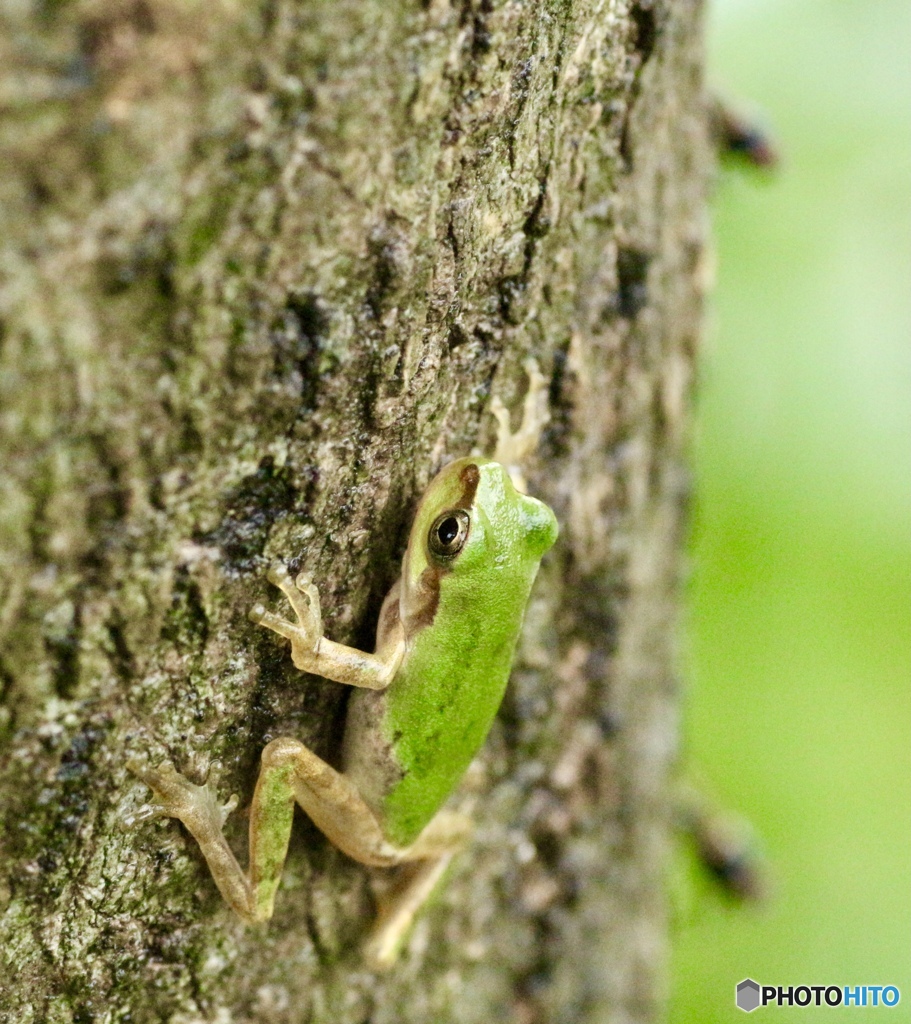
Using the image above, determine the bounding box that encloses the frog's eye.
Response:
[428,509,470,559]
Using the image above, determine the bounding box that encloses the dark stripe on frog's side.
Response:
[376,582,403,644]
[402,462,481,637]
[403,565,444,637]
[456,461,481,507]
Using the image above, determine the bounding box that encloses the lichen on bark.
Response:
[0,0,711,1021]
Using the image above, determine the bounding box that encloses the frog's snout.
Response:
[521,495,558,556]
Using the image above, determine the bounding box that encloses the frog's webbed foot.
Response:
[249,566,324,670]
[125,759,238,834]
[491,358,550,492]
[126,757,258,920]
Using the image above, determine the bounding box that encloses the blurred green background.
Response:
[672,0,911,1020]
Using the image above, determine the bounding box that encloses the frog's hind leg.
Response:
[261,738,471,967]
[365,809,473,969]
[128,737,402,926]
[258,736,402,869]
[132,740,471,967]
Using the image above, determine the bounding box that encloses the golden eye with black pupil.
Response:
[428,509,470,559]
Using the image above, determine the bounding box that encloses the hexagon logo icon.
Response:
[736,978,762,1012]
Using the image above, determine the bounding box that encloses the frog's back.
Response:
[379,595,522,846]
[343,458,557,849]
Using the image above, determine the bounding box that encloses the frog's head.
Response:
[399,457,558,636]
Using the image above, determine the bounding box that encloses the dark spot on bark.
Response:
[38,852,58,873]
[619,5,661,169]
[106,613,135,681]
[515,961,555,1013]
[533,341,570,457]
[574,579,623,658]
[446,217,460,262]
[447,323,470,351]
[85,431,131,530]
[161,569,209,649]
[366,249,396,319]
[497,275,527,325]
[79,1,156,65]
[497,185,550,323]
[523,186,550,241]
[26,169,53,207]
[630,2,658,63]
[619,108,634,167]
[72,1000,98,1024]
[203,457,296,573]
[46,607,81,700]
[60,722,107,770]
[462,0,494,55]
[364,225,409,322]
[7,716,110,902]
[274,291,326,410]
[597,709,620,739]
[225,139,252,162]
[178,410,204,455]
[616,247,651,319]
[0,658,13,734]
[55,759,89,783]
[286,292,327,347]
[97,223,175,296]
[38,586,84,701]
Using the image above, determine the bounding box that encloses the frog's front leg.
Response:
[249,566,405,689]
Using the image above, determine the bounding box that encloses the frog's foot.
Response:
[363,857,454,970]
[492,358,550,492]
[125,759,238,834]
[249,565,324,668]
[126,758,258,920]
[363,810,473,970]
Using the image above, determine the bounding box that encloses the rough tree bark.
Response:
[0,0,710,1021]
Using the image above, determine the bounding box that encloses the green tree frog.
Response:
[129,361,558,967]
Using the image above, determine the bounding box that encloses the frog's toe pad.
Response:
[266,564,293,588]
[127,760,235,831]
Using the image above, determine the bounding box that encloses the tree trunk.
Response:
[0,1,710,1021]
